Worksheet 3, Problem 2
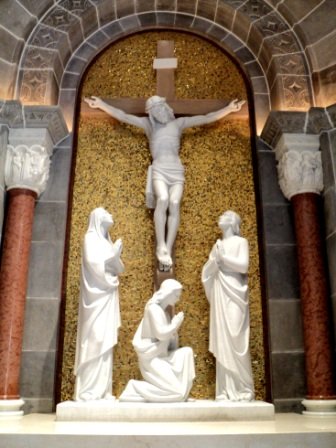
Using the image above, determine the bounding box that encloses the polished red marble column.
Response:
[291,193,335,400]
[0,189,37,400]
[274,134,336,414]
[0,112,66,416]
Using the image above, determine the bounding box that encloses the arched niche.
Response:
[58,30,268,402]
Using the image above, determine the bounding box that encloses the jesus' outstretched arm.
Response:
[177,99,245,130]
[84,96,149,131]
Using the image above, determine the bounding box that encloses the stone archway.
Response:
[16,2,312,135]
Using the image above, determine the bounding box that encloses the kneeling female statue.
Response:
[119,279,195,402]
[202,211,255,402]
[74,208,124,401]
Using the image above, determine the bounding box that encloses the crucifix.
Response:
[81,41,248,118]
[83,41,247,287]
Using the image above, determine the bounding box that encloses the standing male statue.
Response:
[85,96,245,271]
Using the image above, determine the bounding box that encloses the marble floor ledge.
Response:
[0,412,336,448]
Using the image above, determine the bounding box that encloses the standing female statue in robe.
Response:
[74,207,124,401]
[119,279,195,402]
[202,211,254,401]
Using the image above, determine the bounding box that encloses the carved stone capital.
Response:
[5,128,54,196]
[274,134,323,200]
[0,104,68,198]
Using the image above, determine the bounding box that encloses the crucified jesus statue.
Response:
[84,95,245,271]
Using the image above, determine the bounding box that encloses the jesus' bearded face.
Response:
[150,103,175,124]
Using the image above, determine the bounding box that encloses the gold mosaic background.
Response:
[61,31,266,401]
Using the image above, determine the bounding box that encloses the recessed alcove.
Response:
[58,30,267,403]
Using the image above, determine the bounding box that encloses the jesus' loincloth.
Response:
[145,161,185,209]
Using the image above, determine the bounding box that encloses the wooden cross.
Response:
[81,40,248,287]
[80,40,248,119]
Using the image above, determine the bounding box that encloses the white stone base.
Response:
[0,399,25,418]
[56,399,274,422]
[302,399,336,416]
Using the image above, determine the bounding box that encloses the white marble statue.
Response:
[84,95,245,271]
[74,207,124,401]
[119,279,195,402]
[202,211,255,402]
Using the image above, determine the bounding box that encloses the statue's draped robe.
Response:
[202,237,254,401]
[74,213,122,401]
[120,296,195,402]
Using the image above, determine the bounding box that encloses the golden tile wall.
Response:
[61,31,266,401]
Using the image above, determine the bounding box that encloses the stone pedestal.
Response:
[56,400,275,422]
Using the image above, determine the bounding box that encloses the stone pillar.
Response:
[275,134,336,415]
[0,129,53,417]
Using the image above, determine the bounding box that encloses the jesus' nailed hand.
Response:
[84,95,245,272]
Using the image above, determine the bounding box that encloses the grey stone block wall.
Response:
[20,135,73,414]
[320,129,336,337]
[258,106,336,410]
[256,138,305,413]
[274,0,336,105]
[0,126,8,241]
